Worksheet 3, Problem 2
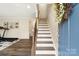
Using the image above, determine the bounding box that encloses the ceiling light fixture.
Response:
[27,5,30,8]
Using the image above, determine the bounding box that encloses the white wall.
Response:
[47,4,58,55]
[0,4,36,39]
[39,4,48,19]
[0,17,29,39]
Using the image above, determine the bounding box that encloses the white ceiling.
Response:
[0,3,36,18]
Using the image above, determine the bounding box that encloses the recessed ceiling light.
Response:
[27,5,30,8]
[60,3,63,4]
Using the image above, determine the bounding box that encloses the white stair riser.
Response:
[38,26,49,27]
[38,29,50,31]
[39,23,48,25]
[37,34,51,37]
[37,36,51,37]
[38,31,51,33]
[38,29,50,30]
[36,44,54,47]
[37,39,52,41]
[38,27,50,30]
[36,50,55,54]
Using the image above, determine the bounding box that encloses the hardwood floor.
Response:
[0,39,32,56]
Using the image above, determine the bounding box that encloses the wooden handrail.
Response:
[31,17,38,56]
[31,4,39,56]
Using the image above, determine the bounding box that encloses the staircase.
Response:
[35,19,56,56]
